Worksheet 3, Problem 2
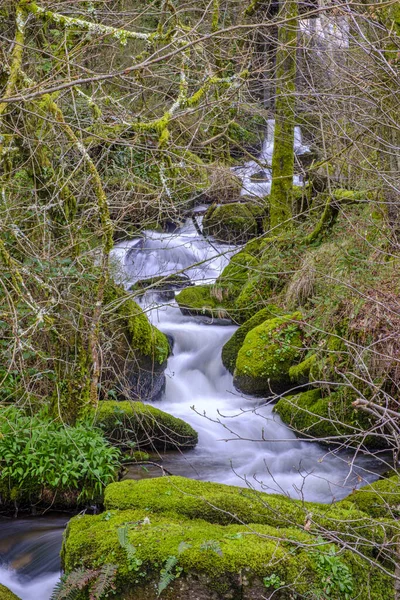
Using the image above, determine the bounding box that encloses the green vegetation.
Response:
[95,401,198,451]
[0,585,21,600]
[0,407,120,506]
[61,477,395,599]
[234,313,303,395]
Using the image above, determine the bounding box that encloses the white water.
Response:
[113,219,380,503]
[232,119,310,198]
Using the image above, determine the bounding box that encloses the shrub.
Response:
[0,407,121,504]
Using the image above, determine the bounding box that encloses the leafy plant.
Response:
[0,407,120,502]
[263,573,285,589]
[157,541,192,596]
[311,544,354,600]
[117,525,143,572]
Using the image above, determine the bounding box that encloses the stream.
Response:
[0,218,383,599]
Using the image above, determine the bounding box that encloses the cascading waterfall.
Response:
[112,219,380,502]
[232,119,310,198]
[0,217,380,600]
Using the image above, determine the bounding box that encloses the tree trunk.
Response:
[269,0,298,231]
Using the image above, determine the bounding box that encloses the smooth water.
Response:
[0,516,66,599]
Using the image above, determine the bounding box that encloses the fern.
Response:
[89,564,118,600]
[51,568,97,600]
[157,555,178,597]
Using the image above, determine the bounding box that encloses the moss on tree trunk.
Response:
[269,0,298,231]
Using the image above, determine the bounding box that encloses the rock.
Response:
[103,282,170,401]
[233,313,303,396]
[95,400,198,451]
[175,252,259,323]
[175,285,229,320]
[0,585,21,600]
[202,203,258,244]
[274,388,383,448]
[62,477,393,600]
[221,305,282,373]
[341,476,400,518]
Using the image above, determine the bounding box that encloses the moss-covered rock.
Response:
[343,476,400,518]
[288,353,317,385]
[233,313,303,396]
[103,282,170,401]
[274,388,379,446]
[0,585,21,600]
[62,477,394,600]
[175,285,230,320]
[203,203,258,244]
[95,401,198,451]
[222,305,282,373]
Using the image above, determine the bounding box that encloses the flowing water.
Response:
[232,119,310,198]
[0,216,382,599]
[112,219,381,502]
[0,515,66,599]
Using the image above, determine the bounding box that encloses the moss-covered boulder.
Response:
[103,283,170,401]
[233,313,303,396]
[62,477,394,600]
[95,401,198,451]
[175,285,230,320]
[342,476,400,518]
[222,305,282,373]
[175,252,259,323]
[274,388,379,447]
[0,585,21,600]
[202,203,258,244]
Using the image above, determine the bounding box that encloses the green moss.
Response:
[203,203,258,244]
[289,353,317,384]
[95,401,198,451]
[62,477,394,600]
[175,285,229,320]
[343,476,400,518]
[274,388,376,444]
[222,305,282,373]
[104,282,169,364]
[0,585,21,600]
[234,313,303,395]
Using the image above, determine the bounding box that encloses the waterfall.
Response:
[112,219,379,502]
[232,119,310,199]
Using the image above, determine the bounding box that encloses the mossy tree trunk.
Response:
[269,0,298,231]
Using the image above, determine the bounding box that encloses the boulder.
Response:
[233,313,303,396]
[61,477,393,600]
[221,305,282,373]
[95,400,198,451]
